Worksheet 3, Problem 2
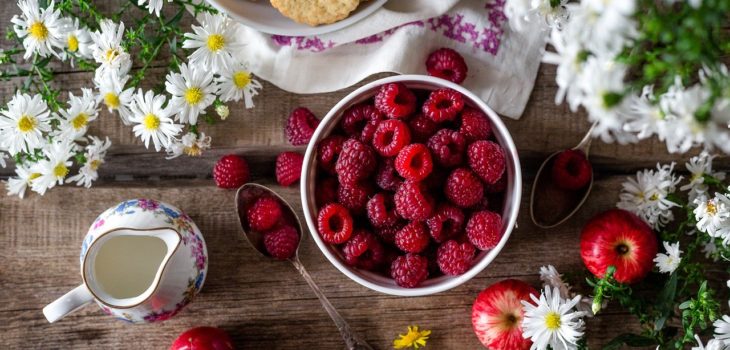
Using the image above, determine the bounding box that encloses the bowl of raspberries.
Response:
[301,74,521,296]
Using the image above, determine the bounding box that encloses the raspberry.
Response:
[335,138,377,186]
[466,211,502,250]
[317,135,346,175]
[437,240,475,275]
[275,151,304,186]
[337,181,374,214]
[246,195,282,232]
[316,177,338,207]
[408,113,439,143]
[317,203,354,244]
[390,254,429,288]
[445,168,484,208]
[372,119,411,157]
[394,180,434,221]
[422,88,465,122]
[395,144,433,181]
[374,83,417,119]
[459,107,492,142]
[342,230,384,271]
[264,225,300,260]
[285,107,320,145]
[426,48,468,84]
[484,175,506,194]
[551,149,592,190]
[212,154,250,189]
[366,192,399,228]
[375,157,402,191]
[426,204,465,243]
[427,129,466,168]
[340,103,384,143]
[395,221,430,253]
[375,223,403,245]
[468,140,506,185]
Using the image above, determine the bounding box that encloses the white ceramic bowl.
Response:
[301,75,522,296]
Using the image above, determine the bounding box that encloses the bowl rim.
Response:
[300,74,522,296]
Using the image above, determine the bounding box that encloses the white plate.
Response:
[205,0,388,36]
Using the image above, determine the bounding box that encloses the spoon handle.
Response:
[291,257,374,350]
[573,121,598,156]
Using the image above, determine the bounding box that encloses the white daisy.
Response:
[5,164,39,198]
[0,92,51,155]
[659,80,715,153]
[90,19,131,74]
[165,63,217,125]
[216,60,262,108]
[183,13,243,73]
[215,104,230,120]
[11,0,66,59]
[692,335,727,350]
[522,286,586,350]
[617,163,682,229]
[30,139,75,195]
[681,151,727,204]
[715,315,730,345]
[653,241,682,274]
[67,136,111,188]
[694,193,730,243]
[165,132,211,159]
[542,29,586,111]
[138,0,171,17]
[621,85,667,141]
[539,265,597,317]
[55,88,99,140]
[703,240,719,261]
[60,17,93,62]
[94,69,134,124]
[128,89,182,152]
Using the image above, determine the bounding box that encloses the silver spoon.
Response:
[529,121,597,229]
[235,183,375,350]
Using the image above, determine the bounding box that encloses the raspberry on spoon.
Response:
[551,149,592,190]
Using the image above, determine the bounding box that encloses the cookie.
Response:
[270,0,361,26]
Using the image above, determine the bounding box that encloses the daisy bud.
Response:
[216,105,230,120]
[592,297,602,315]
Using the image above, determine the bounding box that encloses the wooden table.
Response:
[0,4,709,349]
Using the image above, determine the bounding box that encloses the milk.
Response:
[94,235,168,299]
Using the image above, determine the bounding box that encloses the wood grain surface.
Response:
[0,2,720,350]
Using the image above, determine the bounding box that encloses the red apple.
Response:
[472,279,537,350]
[170,327,234,350]
[580,209,657,284]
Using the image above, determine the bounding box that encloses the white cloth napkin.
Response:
[230,0,546,119]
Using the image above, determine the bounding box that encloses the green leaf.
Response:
[603,334,657,350]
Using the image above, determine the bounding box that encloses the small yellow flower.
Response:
[393,325,431,349]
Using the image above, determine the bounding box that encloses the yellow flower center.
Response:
[71,113,88,129]
[53,163,69,178]
[545,311,561,330]
[104,92,120,108]
[143,113,160,130]
[67,35,79,52]
[649,193,659,201]
[29,173,41,181]
[206,34,225,52]
[29,21,49,40]
[17,114,37,133]
[233,71,251,89]
[105,48,119,62]
[184,87,203,105]
[707,201,718,216]
[184,144,202,157]
[89,159,102,170]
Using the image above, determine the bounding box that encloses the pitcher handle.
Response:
[43,284,94,323]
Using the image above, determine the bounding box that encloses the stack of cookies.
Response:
[270,0,364,26]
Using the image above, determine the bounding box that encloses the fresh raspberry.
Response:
[335,138,377,186]
[395,144,433,181]
[375,223,403,245]
[339,103,384,143]
[317,135,346,175]
[337,181,374,214]
[390,254,429,288]
[484,175,506,194]
[372,119,411,157]
[426,204,465,243]
[422,88,465,123]
[468,140,506,185]
[316,177,339,207]
[437,240,476,275]
[275,151,304,186]
[466,211,502,250]
[459,107,492,142]
[342,230,384,271]
[426,48,468,84]
[427,129,466,168]
[408,113,439,143]
[285,107,320,145]
[317,203,354,244]
[374,83,417,119]
[395,221,430,253]
[263,225,300,260]
[375,157,402,191]
[551,149,592,190]
[445,168,484,208]
[212,154,250,189]
[366,192,399,228]
[394,180,434,221]
[246,195,282,232]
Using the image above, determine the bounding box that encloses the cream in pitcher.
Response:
[43,199,208,323]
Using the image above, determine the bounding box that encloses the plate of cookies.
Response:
[206,0,389,36]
